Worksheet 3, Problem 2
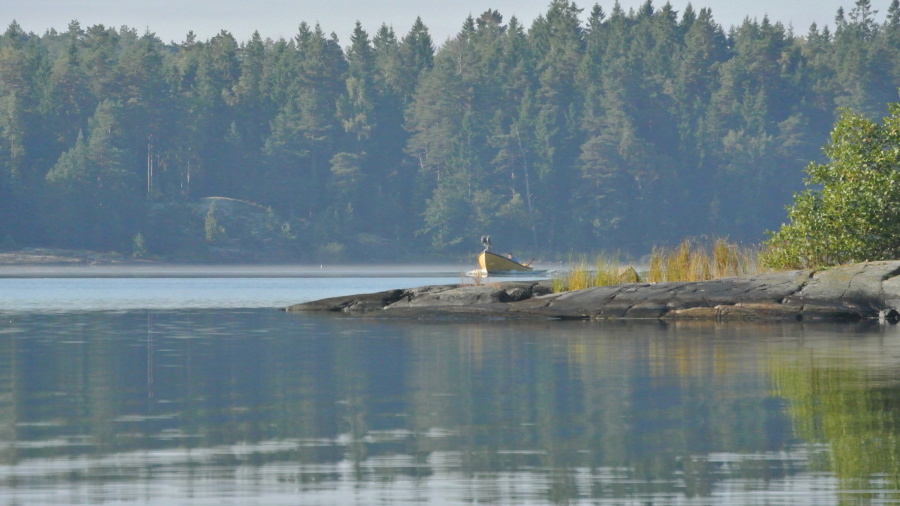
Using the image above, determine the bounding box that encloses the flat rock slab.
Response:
[285,261,900,322]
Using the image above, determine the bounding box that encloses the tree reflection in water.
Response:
[772,351,900,500]
[1,309,898,503]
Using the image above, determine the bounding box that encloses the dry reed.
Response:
[466,268,485,286]
[554,254,641,292]
[553,238,760,292]
[646,238,759,283]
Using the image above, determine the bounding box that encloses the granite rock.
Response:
[285,261,900,322]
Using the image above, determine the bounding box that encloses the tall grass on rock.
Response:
[553,238,759,293]
[647,238,758,283]
[553,254,641,292]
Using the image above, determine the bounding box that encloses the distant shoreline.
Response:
[0,252,482,279]
[0,248,148,266]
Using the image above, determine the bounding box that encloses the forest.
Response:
[0,0,898,261]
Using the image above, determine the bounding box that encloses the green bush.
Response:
[205,202,226,243]
[763,101,900,269]
[132,233,147,258]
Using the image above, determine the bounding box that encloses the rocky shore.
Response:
[285,261,900,322]
[0,248,144,265]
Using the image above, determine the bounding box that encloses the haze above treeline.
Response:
[0,0,897,262]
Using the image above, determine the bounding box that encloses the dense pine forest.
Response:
[1,0,899,261]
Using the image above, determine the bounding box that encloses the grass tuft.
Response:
[647,238,759,282]
[554,238,761,292]
[553,253,641,292]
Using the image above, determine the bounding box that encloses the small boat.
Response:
[479,250,533,273]
[476,235,533,274]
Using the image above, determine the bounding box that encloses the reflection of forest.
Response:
[3,310,890,501]
[771,348,900,500]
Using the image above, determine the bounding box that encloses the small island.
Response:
[286,261,900,323]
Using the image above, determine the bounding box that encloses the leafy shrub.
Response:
[763,102,900,269]
[205,202,226,243]
[132,233,147,258]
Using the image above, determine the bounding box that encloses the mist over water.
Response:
[0,263,476,278]
[0,264,528,311]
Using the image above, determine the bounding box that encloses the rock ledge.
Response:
[285,261,900,322]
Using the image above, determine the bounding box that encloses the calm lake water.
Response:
[2,266,900,505]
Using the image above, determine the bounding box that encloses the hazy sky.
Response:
[4,0,877,45]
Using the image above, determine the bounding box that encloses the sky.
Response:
[4,0,878,46]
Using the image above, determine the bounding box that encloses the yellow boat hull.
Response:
[478,251,533,273]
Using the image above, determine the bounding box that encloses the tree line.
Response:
[1,0,899,259]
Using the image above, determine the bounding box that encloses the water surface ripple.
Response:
[1,270,899,504]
